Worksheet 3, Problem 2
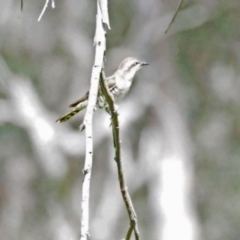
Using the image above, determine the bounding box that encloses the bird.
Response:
[56,57,149,123]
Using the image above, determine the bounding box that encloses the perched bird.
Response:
[56,57,148,123]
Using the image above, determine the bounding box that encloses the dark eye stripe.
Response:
[127,62,138,72]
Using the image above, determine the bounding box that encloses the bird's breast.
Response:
[114,78,132,99]
[116,76,132,90]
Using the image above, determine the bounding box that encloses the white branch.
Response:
[97,0,111,29]
[80,1,108,240]
[38,0,55,22]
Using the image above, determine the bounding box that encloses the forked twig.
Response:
[38,0,55,22]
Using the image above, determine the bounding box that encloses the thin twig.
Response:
[165,0,184,33]
[51,0,55,8]
[21,0,23,11]
[100,72,140,240]
[80,1,108,240]
[38,0,55,22]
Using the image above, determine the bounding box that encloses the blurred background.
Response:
[0,0,240,239]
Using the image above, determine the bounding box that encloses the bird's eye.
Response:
[134,62,139,66]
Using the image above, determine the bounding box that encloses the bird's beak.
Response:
[141,62,149,66]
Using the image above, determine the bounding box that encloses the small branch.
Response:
[38,0,55,22]
[97,0,111,29]
[165,0,184,33]
[100,72,140,240]
[80,1,108,240]
[21,0,23,11]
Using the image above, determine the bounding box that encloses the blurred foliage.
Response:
[175,5,240,240]
[0,0,240,240]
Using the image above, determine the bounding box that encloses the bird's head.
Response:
[117,57,149,80]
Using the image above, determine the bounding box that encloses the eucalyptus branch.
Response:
[165,0,184,33]
[97,0,110,29]
[80,1,109,240]
[100,72,140,240]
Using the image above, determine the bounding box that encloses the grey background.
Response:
[0,0,239,240]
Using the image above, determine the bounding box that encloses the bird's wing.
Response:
[69,92,89,108]
[68,75,116,108]
[106,75,116,91]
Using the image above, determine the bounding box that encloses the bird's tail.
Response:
[56,102,87,123]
